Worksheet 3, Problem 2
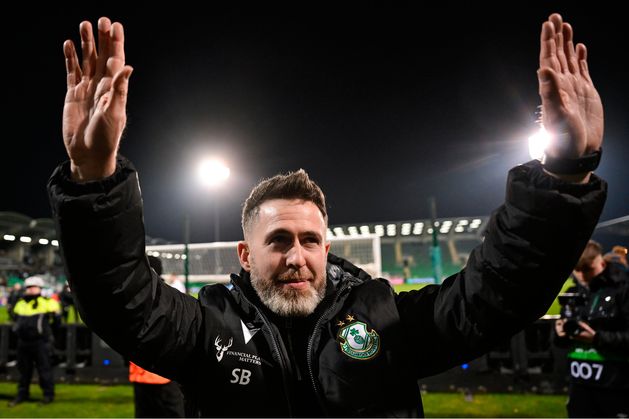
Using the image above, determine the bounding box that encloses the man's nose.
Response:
[286,242,306,268]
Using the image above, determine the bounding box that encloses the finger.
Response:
[79,21,97,79]
[550,14,569,73]
[63,40,82,89]
[539,21,560,72]
[576,43,592,83]
[563,23,578,74]
[578,321,595,334]
[537,67,563,105]
[106,22,126,77]
[106,65,133,117]
[95,17,112,78]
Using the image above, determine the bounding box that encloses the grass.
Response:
[0,382,133,418]
[0,382,568,418]
[422,392,567,418]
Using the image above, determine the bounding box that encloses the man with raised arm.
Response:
[48,14,607,417]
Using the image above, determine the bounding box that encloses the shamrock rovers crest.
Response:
[337,319,380,360]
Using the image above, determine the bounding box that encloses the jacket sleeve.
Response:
[47,156,205,381]
[395,160,607,378]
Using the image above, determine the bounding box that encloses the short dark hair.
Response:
[575,240,603,272]
[147,255,163,276]
[242,169,327,237]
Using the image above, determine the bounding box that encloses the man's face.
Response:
[25,286,41,296]
[238,199,330,317]
[577,254,606,283]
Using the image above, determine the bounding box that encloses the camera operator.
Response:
[555,240,629,418]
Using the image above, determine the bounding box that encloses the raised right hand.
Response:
[62,17,133,182]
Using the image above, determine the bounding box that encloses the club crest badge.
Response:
[337,318,380,360]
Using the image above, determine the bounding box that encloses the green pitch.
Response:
[0,382,567,417]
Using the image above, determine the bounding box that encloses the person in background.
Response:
[129,256,185,418]
[555,240,629,418]
[604,245,628,273]
[9,276,61,407]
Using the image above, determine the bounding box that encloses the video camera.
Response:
[557,292,587,336]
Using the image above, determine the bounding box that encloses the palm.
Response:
[539,14,604,158]
[62,18,132,180]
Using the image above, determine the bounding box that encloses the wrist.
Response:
[541,148,601,183]
[70,158,116,182]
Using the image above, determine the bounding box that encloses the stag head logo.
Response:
[214,335,233,362]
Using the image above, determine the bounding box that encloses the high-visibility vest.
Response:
[129,362,171,384]
[13,296,61,316]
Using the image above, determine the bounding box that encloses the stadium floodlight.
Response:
[3,234,16,241]
[333,227,345,237]
[360,225,370,235]
[348,226,359,237]
[374,225,385,237]
[528,127,550,160]
[20,236,32,243]
[455,226,465,233]
[39,238,49,245]
[198,158,230,188]
[51,240,59,247]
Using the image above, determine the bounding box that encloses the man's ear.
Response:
[237,241,251,271]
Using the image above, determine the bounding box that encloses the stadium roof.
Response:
[0,211,58,247]
[326,216,489,241]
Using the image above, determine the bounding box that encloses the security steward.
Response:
[8,276,61,407]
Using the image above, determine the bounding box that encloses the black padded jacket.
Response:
[48,157,606,417]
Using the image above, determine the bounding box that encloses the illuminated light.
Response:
[165,253,173,259]
[326,228,334,238]
[401,223,411,229]
[458,220,469,225]
[439,228,449,234]
[152,251,160,257]
[434,221,440,227]
[472,219,481,224]
[333,227,345,237]
[427,228,434,234]
[348,226,359,236]
[181,254,187,260]
[20,236,32,243]
[455,226,465,233]
[413,228,423,235]
[414,222,424,228]
[461,363,469,370]
[174,254,181,259]
[51,240,59,247]
[528,127,550,160]
[3,234,16,241]
[103,359,111,366]
[360,225,370,235]
[401,230,411,236]
[198,158,230,187]
[442,220,453,226]
[39,238,49,245]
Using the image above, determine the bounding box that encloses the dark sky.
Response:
[4,4,628,243]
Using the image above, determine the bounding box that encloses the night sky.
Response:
[4,4,628,243]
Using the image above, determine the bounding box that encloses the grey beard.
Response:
[250,269,326,317]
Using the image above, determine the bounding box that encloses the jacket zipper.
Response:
[306,280,353,414]
[233,284,293,417]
